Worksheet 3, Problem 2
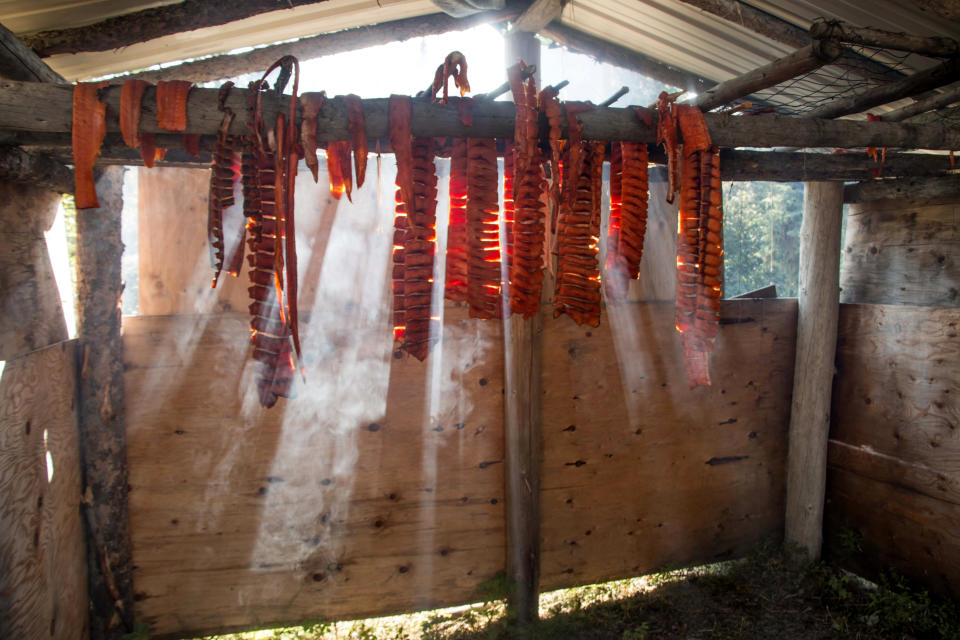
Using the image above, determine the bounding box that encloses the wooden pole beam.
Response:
[123,10,516,84]
[508,0,564,34]
[910,0,960,22]
[21,0,336,57]
[538,21,715,94]
[843,174,960,203]
[75,166,134,639]
[672,0,905,82]
[784,181,843,561]
[0,22,64,82]
[717,149,956,181]
[809,20,959,58]
[0,144,73,193]
[3,80,960,150]
[877,84,960,121]
[694,40,842,111]
[806,57,960,119]
[503,29,543,630]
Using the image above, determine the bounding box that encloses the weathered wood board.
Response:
[840,196,960,306]
[0,340,88,640]
[125,308,507,638]
[0,180,68,360]
[826,303,960,597]
[540,298,797,590]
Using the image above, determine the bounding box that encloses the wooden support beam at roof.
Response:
[508,0,564,34]
[21,0,337,57]
[694,40,842,111]
[0,145,73,193]
[0,22,64,83]
[809,20,959,58]
[806,57,960,119]
[843,174,960,203]
[2,80,960,149]
[911,0,960,22]
[875,83,960,121]
[537,21,715,94]
[672,0,905,82]
[123,10,516,84]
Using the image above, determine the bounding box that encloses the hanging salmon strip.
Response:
[344,94,367,188]
[120,79,150,148]
[72,81,108,209]
[156,80,192,131]
[299,92,325,182]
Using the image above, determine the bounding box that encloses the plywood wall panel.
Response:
[0,340,88,640]
[539,298,797,590]
[840,197,960,307]
[124,308,506,638]
[826,303,960,598]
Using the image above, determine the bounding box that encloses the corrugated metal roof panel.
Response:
[6,0,438,81]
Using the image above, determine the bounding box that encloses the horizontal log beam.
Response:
[672,0,905,82]
[809,20,959,58]
[879,84,960,121]
[508,0,564,33]
[538,21,715,94]
[2,80,960,150]
[0,22,64,83]
[718,149,957,181]
[123,10,516,84]
[843,174,960,203]
[21,0,335,57]
[694,40,842,111]
[0,145,73,192]
[806,57,960,119]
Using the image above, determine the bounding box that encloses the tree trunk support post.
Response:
[503,29,543,630]
[784,181,843,560]
[75,166,134,639]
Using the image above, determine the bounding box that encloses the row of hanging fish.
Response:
[69,53,725,406]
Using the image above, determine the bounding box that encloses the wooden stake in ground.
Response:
[75,166,134,639]
[784,181,843,560]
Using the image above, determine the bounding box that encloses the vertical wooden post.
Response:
[75,167,134,639]
[784,181,843,560]
[503,30,542,628]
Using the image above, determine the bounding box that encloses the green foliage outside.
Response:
[722,181,804,298]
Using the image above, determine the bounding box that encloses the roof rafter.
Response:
[124,10,516,83]
[21,0,337,57]
[0,21,64,82]
[508,0,565,34]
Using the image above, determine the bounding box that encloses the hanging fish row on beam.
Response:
[69,52,725,405]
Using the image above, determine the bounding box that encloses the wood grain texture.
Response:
[785,181,843,560]
[831,304,960,480]
[540,298,797,590]
[825,467,960,599]
[840,196,959,306]
[124,307,506,638]
[0,340,89,640]
[0,179,68,360]
[826,303,960,598]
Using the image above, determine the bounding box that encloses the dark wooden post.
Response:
[503,29,543,629]
[75,166,134,639]
[784,181,843,560]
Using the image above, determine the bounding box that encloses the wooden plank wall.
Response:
[129,167,797,637]
[828,193,960,598]
[826,304,960,598]
[541,299,796,589]
[0,340,89,640]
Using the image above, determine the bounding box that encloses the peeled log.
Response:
[784,181,844,560]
